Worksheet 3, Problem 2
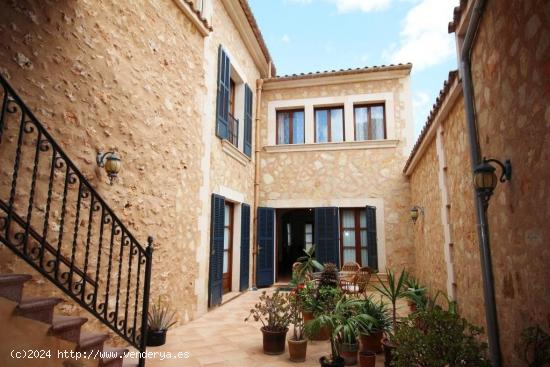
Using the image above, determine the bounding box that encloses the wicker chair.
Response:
[340,267,372,295]
[341,262,360,273]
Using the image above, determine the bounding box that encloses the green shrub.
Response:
[392,305,491,367]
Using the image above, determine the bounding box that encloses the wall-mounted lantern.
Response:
[410,205,424,224]
[96,151,121,185]
[473,158,512,208]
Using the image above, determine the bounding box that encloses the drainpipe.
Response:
[460,0,502,365]
[251,77,264,290]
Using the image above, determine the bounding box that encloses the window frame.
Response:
[314,106,345,143]
[339,208,368,266]
[353,103,387,141]
[276,109,305,145]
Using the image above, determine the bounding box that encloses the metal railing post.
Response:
[138,236,154,367]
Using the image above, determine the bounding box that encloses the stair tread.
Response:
[79,331,109,350]
[101,347,128,363]
[18,297,63,310]
[51,315,88,331]
[0,274,32,285]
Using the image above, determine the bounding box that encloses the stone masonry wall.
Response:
[470,0,550,364]
[258,76,415,271]
[0,0,206,343]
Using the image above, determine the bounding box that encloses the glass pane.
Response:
[360,229,368,265]
[342,210,355,227]
[224,228,230,249]
[305,223,313,235]
[224,205,230,226]
[305,234,313,243]
[343,229,355,246]
[360,211,366,228]
[354,107,369,141]
[360,229,367,248]
[371,106,385,140]
[331,109,344,142]
[361,249,368,267]
[287,223,292,246]
[223,251,229,273]
[293,111,305,144]
[315,110,328,143]
[344,248,356,263]
[277,112,290,144]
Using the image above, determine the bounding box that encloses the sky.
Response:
[248,0,459,138]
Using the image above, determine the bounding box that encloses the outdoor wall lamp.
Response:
[96,151,121,185]
[410,206,424,224]
[473,157,512,208]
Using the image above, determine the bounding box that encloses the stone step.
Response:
[100,347,129,367]
[0,274,32,303]
[16,297,63,324]
[49,315,88,343]
[78,331,109,355]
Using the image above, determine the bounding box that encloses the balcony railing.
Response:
[228,113,239,147]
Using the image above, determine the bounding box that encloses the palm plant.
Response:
[403,275,427,310]
[305,297,375,363]
[148,297,177,331]
[358,295,391,335]
[291,246,324,286]
[373,269,408,339]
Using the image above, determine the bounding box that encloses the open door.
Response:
[314,207,340,266]
[365,206,378,269]
[240,203,251,291]
[209,194,225,307]
[256,207,275,287]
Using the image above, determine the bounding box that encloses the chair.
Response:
[339,267,372,295]
[341,262,360,273]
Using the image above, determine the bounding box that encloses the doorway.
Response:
[276,208,314,282]
[222,202,234,294]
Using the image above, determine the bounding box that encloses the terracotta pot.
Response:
[262,327,288,355]
[407,300,417,313]
[359,331,383,354]
[381,339,397,367]
[319,356,345,367]
[303,311,314,322]
[288,338,308,362]
[339,343,358,366]
[146,328,167,346]
[358,351,376,367]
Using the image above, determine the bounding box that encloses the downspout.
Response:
[460,0,502,365]
[251,77,264,289]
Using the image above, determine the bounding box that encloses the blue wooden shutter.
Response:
[314,207,340,267]
[240,203,251,291]
[216,46,230,139]
[243,84,253,157]
[209,194,225,307]
[256,207,275,287]
[365,206,378,270]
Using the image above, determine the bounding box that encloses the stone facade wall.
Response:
[409,140,447,295]
[469,0,550,364]
[258,75,415,271]
[0,0,206,341]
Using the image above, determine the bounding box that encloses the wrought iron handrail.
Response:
[228,113,239,147]
[0,74,152,367]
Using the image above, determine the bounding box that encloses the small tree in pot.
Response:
[147,297,177,346]
[357,296,390,354]
[291,246,324,286]
[403,275,427,313]
[288,288,308,362]
[245,290,291,355]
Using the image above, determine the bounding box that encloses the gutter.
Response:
[251,77,264,289]
[460,0,502,365]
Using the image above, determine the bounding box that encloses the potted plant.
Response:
[403,275,427,313]
[358,296,390,354]
[288,288,308,362]
[310,286,342,340]
[245,290,291,355]
[147,297,177,346]
[305,297,374,367]
[290,246,324,286]
[358,351,376,367]
[373,269,408,366]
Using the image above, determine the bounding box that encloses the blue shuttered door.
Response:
[240,203,251,291]
[216,46,231,139]
[365,206,378,270]
[314,207,340,267]
[256,207,275,287]
[243,84,253,157]
[209,194,225,307]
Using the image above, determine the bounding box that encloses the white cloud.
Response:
[330,0,392,12]
[384,0,456,70]
[413,91,431,133]
[281,34,291,43]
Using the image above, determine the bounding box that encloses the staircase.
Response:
[0,75,152,367]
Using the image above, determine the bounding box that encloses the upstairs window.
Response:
[315,107,344,143]
[277,110,305,145]
[354,104,386,140]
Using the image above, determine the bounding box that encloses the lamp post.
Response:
[96,151,121,185]
[473,158,512,208]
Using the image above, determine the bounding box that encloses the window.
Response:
[229,79,236,116]
[354,104,386,140]
[277,109,305,144]
[304,223,313,252]
[340,208,368,266]
[315,107,344,143]
[223,202,234,293]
